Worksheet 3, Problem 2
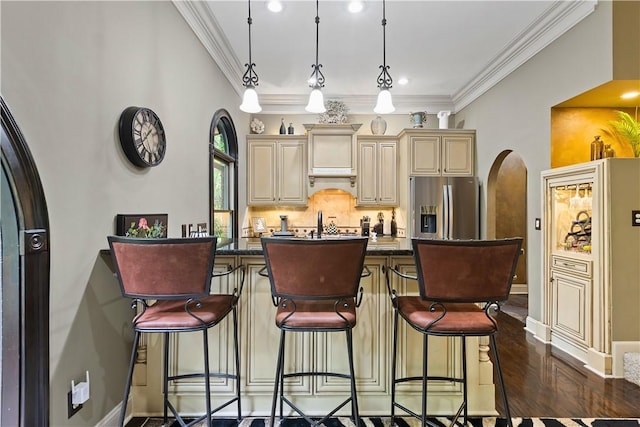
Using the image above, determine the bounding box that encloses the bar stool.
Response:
[385,238,522,427]
[108,236,245,427]
[260,237,370,427]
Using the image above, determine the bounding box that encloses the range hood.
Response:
[305,123,361,197]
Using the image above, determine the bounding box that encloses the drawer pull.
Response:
[561,262,577,268]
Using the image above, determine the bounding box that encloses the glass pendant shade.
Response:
[305,87,326,113]
[240,86,262,113]
[374,88,395,114]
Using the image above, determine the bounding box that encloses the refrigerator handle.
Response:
[446,184,453,240]
[442,184,450,240]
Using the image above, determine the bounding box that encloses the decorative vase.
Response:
[437,110,451,129]
[288,123,294,134]
[279,118,286,135]
[371,116,387,135]
[410,112,427,128]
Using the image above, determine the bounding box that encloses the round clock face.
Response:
[118,106,166,167]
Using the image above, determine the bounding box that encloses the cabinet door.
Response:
[247,140,277,205]
[410,136,440,175]
[550,269,591,348]
[357,141,378,205]
[315,258,388,394]
[442,135,474,176]
[170,257,240,397]
[240,257,312,395]
[378,141,398,205]
[278,140,307,205]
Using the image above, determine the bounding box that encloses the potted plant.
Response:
[604,111,640,157]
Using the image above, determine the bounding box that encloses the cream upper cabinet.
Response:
[247,135,307,206]
[540,158,640,377]
[357,136,398,206]
[400,129,475,176]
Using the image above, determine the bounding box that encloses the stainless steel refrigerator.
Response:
[410,176,479,239]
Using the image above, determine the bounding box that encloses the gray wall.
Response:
[1,1,247,425]
[456,0,613,322]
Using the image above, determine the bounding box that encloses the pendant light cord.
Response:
[309,0,325,89]
[377,0,392,90]
[242,0,259,88]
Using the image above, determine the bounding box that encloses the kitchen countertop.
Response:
[100,236,414,258]
[216,236,413,256]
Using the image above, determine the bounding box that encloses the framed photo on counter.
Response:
[252,217,266,234]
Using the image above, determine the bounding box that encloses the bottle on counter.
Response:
[279,118,286,135]
[288,123,294,134]
[590,135,603,160]
[390,207,398,237]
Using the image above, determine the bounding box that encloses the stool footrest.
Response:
[283,371,351,380]
[280,395,353,427]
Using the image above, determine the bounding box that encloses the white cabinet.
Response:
[356,136,398,206]
[247,135,307,206]
[540,159,640,376]
[399,129,475,176]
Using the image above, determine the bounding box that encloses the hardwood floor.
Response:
[495,310,640,418]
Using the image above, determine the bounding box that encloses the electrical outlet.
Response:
[68,371,90,418]
[632,210,640,226]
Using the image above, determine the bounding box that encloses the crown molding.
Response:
[172,0,245,97]
[175,0,596,115]
[452,0,597,111]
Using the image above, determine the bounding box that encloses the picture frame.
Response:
[252,217,267,233]
[115,214,168,238]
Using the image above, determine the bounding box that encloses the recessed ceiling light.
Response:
[621,91,640,99]
[267,1,283,13]
[348,1,364,13]
[398,77,409,85]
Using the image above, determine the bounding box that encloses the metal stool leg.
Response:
[345,329,360,427]
[203,329,213,427]
[163,332,169,425]
[422,333,428,427]
[390,309,399,426]
[491,335,512,427]
[118,331,140,427]
[270,329,286,427]
[462,336,468,424]
[232,307,242,420]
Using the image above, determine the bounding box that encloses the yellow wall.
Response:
[550,107,636,168]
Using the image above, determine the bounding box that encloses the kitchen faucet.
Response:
[317,210,322,239]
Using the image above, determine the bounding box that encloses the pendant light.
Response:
[239,0,262,113]
[374,0,395,114]
[305,0,326,113]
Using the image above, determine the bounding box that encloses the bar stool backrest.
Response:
[108,236,217,300]
[412,238,522,303]
[261,237,368,300]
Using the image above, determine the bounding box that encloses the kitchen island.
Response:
[127,237,500,418]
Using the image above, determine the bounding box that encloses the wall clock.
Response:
[118,106,166,167]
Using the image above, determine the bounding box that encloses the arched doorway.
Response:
[487,150,528,295]
[1,96,50,426]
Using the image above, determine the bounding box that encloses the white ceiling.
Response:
[174,0,597,114]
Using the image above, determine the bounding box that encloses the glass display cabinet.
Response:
[540,159,640,377]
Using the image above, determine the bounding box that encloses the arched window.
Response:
[209,109,239,243]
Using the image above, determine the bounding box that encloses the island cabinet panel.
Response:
[315,257,389,394]
[128,253,497,416]
[239,256,312,395]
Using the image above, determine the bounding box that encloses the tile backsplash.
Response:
[243,189,405,237]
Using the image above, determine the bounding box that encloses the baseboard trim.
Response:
[97,398,131,427]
